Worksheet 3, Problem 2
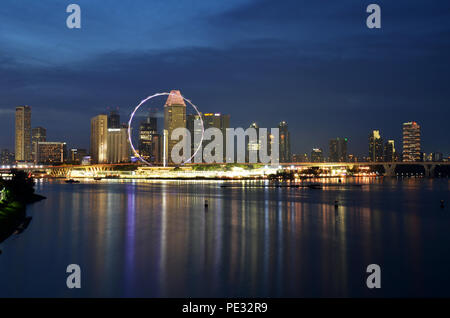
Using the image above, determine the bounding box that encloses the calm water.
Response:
[0,178,449,297]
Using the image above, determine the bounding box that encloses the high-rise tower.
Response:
[329,137,348,162]
[384,140,396,162]
[402,122,421,162]
[15,106,32,162]
[108,110,120,129]
[139,112,161,164]
[32,126,46,163]
[90,115,108,164]
[278,121,291,163]
[369,130,383,162]
[164,90,186,164]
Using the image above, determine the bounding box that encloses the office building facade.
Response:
[15,106,32,162]
[37,142,67,164]
[278,121,291,163]
[311,148,323,163]
[402,122,421,162]
[187,112,230,163]
[384,140,396,162]
[108,110,120,129]
[329,137,348,162]
[107,128,130,164]
[369,130,383,162]
[90,114,108,164]
[139,115,161,164]
[32,127,46,163]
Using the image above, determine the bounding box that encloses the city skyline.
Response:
[1,1,450,156]
[4,102,448,163]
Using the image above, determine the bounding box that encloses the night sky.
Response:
[1,0,449,156]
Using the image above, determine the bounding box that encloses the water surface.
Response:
[0,178,449,297]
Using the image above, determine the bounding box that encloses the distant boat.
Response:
[65,179,80,184]
[93,177,102,181]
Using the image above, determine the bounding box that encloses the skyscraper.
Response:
[107,127,130,163]
[402,122,421,162]
[187,113,230,163]
[139,113,161,164]
[247,122,261,163]
[384,140,396,162]
[278,121,291,163]
[329,137,348,162]
[32,127,46,163]
[108,110,120,129]
[90,115,108,164]
[311,148,323,163]
[369,130,383,162]
[15,106,32,162]
[164,90,186,164]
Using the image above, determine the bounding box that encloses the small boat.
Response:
[65,179,80,184]
[93,177,102,181]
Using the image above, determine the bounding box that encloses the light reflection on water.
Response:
[0,178,449,297]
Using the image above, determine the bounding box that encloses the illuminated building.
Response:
[70,148,88,164]
[32,127,46,163]
[292,153,309,162]
[186,113,202,161]
[0,149,15,165]
[402,122,421,162]
[329,137,348,162]
[107,127,130,163]
[108,109,120,129]
[15,106,32,162]
[37,142,67,164]
[164,90,186,164]
[368,130,383,162]
[384,140,396,162]
[90,114,108,164]
[278,121,291,163]
[246,122,261,162]
[248,123,260,150]
[187,112,230,163]
[139,114,161,164]
[311,148,323,163]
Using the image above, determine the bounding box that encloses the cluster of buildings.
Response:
[90,90,292,165]
[3,91,445,167]
[4,105,88,166]
[293,121,445,163]
[11,106,70,165]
